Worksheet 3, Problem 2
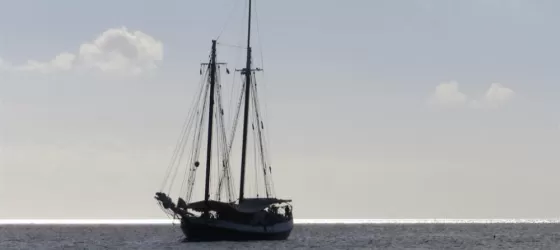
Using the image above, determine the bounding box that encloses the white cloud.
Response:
[469,83,516,109]
[3,27,163,75]
[429,81,515,109]
[428,81,468,107]
[484,83,515,107]
[14,52,77,73]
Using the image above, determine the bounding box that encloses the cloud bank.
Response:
[1,27,163,75]
[429,81,515,109]
[428,81,468,107]
[482,83,515,107]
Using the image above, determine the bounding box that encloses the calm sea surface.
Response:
[1,224,560,249]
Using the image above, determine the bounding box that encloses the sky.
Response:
[1,0,560,219]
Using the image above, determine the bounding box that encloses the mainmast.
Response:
[204,40,218,203]
[238,0,252,202]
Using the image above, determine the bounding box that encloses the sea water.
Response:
[1,221,560,249]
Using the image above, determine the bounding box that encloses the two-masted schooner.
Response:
[155,0,293,242]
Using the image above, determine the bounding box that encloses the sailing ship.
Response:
[154,0,293,242]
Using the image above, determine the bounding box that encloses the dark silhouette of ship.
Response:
[155,0,293,242]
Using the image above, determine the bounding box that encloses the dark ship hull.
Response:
[181,216,293,242]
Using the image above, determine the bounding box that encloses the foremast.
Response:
[155,40,224,216]
[204,40,218,204]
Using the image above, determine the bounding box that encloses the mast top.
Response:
[246,0,252,51]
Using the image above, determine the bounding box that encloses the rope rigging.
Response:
[214,66,236,202]
[159,63,210,194]
[158,51,238,206]
[158,0,279,208]
[250,74,275,198]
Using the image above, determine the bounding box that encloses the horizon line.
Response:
[2,219,560,225]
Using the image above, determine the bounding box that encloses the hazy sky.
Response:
[1,0,560,219]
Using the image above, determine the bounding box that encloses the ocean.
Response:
[1,223,560,249]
